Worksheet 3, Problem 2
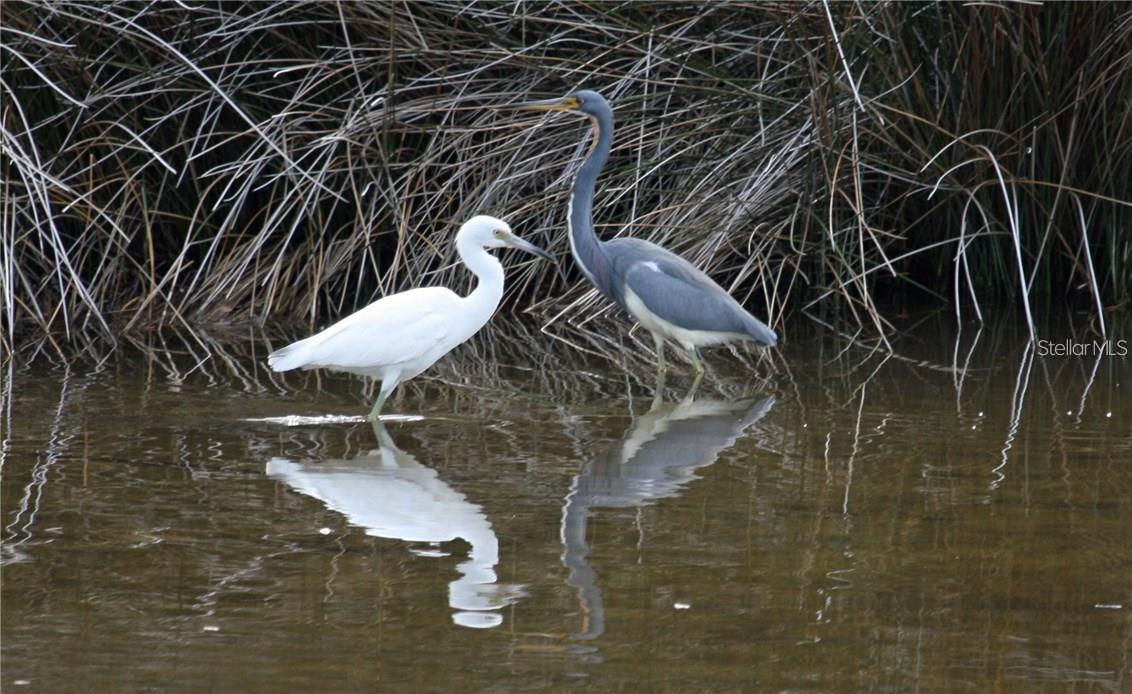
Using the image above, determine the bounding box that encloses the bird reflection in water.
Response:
[266,422,525,629]
[561,389,775,641]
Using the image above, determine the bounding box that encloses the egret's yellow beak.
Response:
[495,95,581,112]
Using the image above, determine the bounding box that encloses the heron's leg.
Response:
[682,374,702,402]
[690,348,705,376]
[688,348,705,393]
[653,333,667,373]
[651,366,667,409]
[687,368,704,396]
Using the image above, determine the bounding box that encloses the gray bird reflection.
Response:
[266,423,524,629]
[562,393,775,640]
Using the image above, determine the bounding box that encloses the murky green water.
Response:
[3,318,1130,691]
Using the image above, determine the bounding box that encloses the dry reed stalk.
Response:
[3,1,1129,356]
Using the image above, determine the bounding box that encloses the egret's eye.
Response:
[494,229,506,238]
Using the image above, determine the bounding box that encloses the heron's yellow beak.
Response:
[495,95,581,112]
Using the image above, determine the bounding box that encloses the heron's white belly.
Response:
[623,287,747,348]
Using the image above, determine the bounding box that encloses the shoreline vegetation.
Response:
[3,1,1130,356]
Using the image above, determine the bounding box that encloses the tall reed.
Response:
[3,1,1129,354]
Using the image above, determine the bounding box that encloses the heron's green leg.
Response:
[653,333,667,373]
[682,374,702,402]
[687,348,705,393]
[651,365,668,409]
[690,348,705,376]
[687,370,704,396]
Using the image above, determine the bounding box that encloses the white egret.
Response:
[268,215,552,420]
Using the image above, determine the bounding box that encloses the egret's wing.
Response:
[297,287,458,370]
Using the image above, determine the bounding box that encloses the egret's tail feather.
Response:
[268,338,313,371]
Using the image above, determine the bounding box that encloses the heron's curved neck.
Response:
[569,110,614,295]
[456,238,505,324]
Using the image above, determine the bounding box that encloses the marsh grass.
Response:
[3,1,1129,356]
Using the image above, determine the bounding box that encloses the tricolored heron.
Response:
[268,215,552,420]
[500,90,777,375]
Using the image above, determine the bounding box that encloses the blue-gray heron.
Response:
[500,90,777,375]
[268,216,552,420]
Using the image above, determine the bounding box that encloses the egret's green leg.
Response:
[367,382,396,422]
[369,418,385,440]
[367,393,387,422]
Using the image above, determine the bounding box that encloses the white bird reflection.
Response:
[562,392,775,640]
[266,423,524,629]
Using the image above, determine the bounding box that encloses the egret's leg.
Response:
[653,333,667,373]
[368,380,398,422]
[367,392,387,422]
[369,418,385,441]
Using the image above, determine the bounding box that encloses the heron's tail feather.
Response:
[268,338,314,371]
[744,316,778,347]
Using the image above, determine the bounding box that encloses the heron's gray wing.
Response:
[619,254,756,335]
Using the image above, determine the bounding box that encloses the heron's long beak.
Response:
[495,95,580,112]
[505,233,554,261]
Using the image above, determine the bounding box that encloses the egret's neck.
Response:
[456,238,505,325]
[568,111,614,296]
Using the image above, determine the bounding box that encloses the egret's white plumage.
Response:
[268,215,551,420]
